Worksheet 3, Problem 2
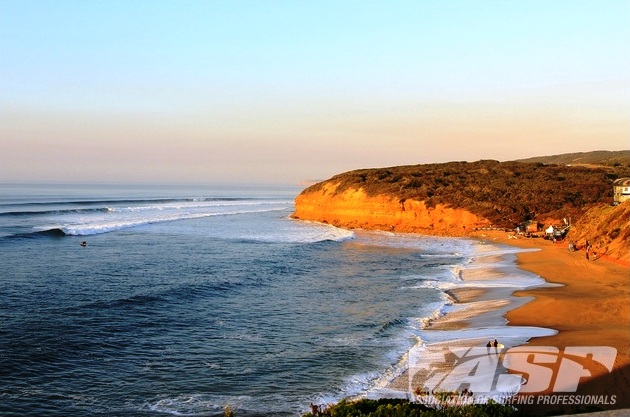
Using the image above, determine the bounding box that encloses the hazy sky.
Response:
[1,0,629,185]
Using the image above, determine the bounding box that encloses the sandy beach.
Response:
[473,230,630,413]
[382,229,629,415]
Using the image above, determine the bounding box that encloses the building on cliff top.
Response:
[613,178,630,205]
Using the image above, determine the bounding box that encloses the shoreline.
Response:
[378,237,556,400]
[470,230,630,412]
[369,228,628,414]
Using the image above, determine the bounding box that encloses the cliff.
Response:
[292,158,630,244]
[566,201,630,265]
[293,181,490,236]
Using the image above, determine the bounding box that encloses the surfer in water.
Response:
[80,241,87,247]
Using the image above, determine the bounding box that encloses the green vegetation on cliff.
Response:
[302,398,519,417]
[302,158,630,229]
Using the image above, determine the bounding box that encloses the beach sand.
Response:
[382,230,629,415]
[473,231,630,414]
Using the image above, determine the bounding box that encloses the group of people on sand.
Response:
[584,239,598,261]
[486,339,501,355]
[568,238,598,261]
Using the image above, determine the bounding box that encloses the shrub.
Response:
[302,398,518,417]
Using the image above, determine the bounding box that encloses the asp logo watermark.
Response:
[408,345,617,400]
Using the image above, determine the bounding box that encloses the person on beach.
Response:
[493,339,500,354]
[486,340,492,355]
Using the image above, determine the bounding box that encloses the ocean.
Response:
[0,183,553,416]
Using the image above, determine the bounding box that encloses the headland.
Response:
[293,154,630,414]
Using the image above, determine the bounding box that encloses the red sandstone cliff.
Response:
[292,181,491,236]
[292,158,630,261]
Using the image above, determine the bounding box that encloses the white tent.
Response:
[545,225,554,234]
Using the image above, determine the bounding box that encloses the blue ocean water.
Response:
[0,183,546,416]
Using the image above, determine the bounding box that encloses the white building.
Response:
[613,178,630,204]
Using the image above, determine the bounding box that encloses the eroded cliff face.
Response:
[292,182,491,236]
[566,201,630,264]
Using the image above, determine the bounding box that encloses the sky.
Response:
[1,0,629,185]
